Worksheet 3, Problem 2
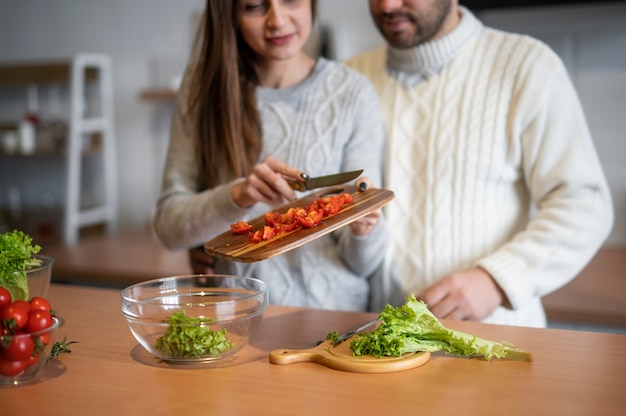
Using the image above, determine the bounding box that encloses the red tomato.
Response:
[24,352,39,368]
[230,220,252,234]
[1,303,30,330]
[264,211,280,227]
[306,200,321,212]
[261,225,276,241]
[29,296,52,312]
[12,299,31,312]
[25,310,54,333]
[2,332,35,361]
[0,355,27,377]
[0,287,11,308]
[312,209,324,224]
[248,230,263,243]
[324,202,340,216]
[298,209,323,228]
[279,208,297,225]
[236,190,354,244]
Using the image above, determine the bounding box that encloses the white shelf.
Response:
[0,54,118,245]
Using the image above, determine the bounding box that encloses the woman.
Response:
[152,0,388,311]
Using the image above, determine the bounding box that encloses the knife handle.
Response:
[287,180,306,191]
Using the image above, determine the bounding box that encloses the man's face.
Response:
[369,0,455,49]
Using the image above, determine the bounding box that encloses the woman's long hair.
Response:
[188,0,317,189]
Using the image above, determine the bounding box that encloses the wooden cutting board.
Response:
[269,340,430,373]
[204,185,394,263]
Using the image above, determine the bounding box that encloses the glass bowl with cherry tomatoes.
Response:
[0,289,59,386]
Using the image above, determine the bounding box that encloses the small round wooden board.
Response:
[269,340,430,373]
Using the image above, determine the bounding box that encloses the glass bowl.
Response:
[120,274,268,363]
[26,254,54,299]
[0,317,59,386]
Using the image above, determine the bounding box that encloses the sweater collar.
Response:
[386,6,483,82]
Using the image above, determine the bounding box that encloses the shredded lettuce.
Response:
[0,230,42,301]
[350,295,533,361]
[155,310,234,359]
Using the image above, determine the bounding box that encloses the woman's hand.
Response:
[231,156,304,208]
[188,246,215,274]
[349,177,381,236]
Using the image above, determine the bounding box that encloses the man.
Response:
[345,0,613,326]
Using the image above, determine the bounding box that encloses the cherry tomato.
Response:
[12,299,31,312]
[1,303,30,330]
[0,287,11,308]
[29,296,52,312]
[24,352,39,368]
[230,220,252,234]
[236,190,354,243]
[25,310,54,333]
[2,332,35,361]
[264,211,280,227]
[0,355,27,377]
[248,230,263,243]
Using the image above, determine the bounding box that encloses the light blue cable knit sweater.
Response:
[152,58,389,312]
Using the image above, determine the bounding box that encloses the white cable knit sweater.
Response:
[346,7,613,326]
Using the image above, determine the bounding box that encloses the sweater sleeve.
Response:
[478,44,614,310]
[151,68,254,250]
[333,71,389,277]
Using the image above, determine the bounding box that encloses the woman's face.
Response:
[237,0,312,64]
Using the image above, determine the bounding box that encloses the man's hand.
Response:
[416,268,506,321]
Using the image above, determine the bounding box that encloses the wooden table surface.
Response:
[41,228,626,329]
[2,284,625,415]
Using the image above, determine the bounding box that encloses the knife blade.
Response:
[288,169,363,192]
[331,319,378,347]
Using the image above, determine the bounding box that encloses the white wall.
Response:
[1,0,624,246]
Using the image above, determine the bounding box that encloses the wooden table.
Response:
[41,228,626,330]
[2,284,625,415]
[41,227,192,287]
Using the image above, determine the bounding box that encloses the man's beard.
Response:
[374,0,452,49]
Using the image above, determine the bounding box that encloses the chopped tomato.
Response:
[274,219,298,233]
[306,200,321,213]
[278,208,297,226]
[340,193,353,204]
[298,209,323,228]
[237,190,354,243]
[230,220,252,234]
[264,211,280,227]
[248,230,263,243]
[262,225,276,241]
[321,201,340,216]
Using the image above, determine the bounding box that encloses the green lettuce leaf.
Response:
[155,310,234,359]
[0,230,41,301]
[350,295,532,361]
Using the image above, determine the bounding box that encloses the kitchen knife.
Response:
[331,319,378,347]
[288,169,363,192]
